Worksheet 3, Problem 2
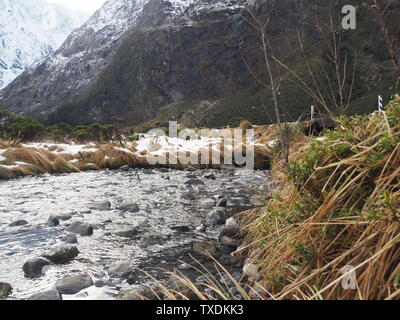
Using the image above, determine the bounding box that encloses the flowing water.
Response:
[0,168,270,300]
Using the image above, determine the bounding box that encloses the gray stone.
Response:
[139,233,164,247]
[206,208,227,226]
[94,280,105,288]
[43,245,79,264]
[61,233,78,244]
[181,192,195,201]
[107,262,134,279]
[243,263,260,281]
[90,200,111,211]
[220,236,239,248]
[67,221,93,237]
[118,202,140,213]
[118,285,155,300]
[55,273,93,295]
[225,217,239,230]
[52,214,72,221]
[192,241,216,256]
[185,178,205,186]
[216,198,228,208]
[9,220,28,227]
[28,289,62,300]
[120,165,130,171]
[114,225,139,238]
[47,216,60,227]
[0,282,12,299]
[23,257,52,278]
[203,172,216,180]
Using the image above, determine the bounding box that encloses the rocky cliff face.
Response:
[0,0,88,89]
[0,0,399,126]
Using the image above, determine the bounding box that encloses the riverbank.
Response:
[0,128,274,180]
[154,98,400,300]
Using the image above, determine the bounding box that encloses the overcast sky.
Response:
[45,0,107,13]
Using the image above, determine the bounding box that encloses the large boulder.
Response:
[43,245,79,264]
[28,289,62,300]
[55,273,93,295]
[23,257,52,278]
[67,221,93,237]
[0,282,12,299]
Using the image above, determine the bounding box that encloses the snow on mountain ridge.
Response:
[0,0,88,89]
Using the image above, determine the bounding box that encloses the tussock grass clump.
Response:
[76,145,148,170]
[0,146,80,179]
[240,97,400,300]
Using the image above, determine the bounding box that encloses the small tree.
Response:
[243,6,289,168]
[111,116,124,146]
[372,0,400,89]
[89,123,105,145]
[0,109,11,140]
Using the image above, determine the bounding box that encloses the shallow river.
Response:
[0,168,270,300]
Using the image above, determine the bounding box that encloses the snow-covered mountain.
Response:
[0,0,89,89]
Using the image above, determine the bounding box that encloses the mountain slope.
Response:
[0,0,88,89]
[0,0,399,127]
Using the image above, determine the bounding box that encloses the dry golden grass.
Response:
[145,98,400,301]
[239,99,400,300]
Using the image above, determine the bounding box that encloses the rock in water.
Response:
[23,257,52,278]
[185,179,205,186]
[107,263,134,279]
[52,213,72,221]
[47,216,60,227]
[28,289,62,300]
[0,283,12,298]
[118,202,140,213]
[225,217,239,230]
[120,165,130,171]
[55,273,93,295]
[138,233,164,247]
[216,198,228,208]
[220,236,239,249]
[43,245,79,264]
[203,172,216,180]
[192,241,217,256]
[67,221,93,237]
[61,233,78,244]
[114,225,140,238]
[181,192,195,201]
[90,200,111,211]
[8,220,28,227]
[206,208,227,226]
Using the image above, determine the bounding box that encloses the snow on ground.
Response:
[21,143,98,155]
[0,149,6,162]
[0,161,30,169]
